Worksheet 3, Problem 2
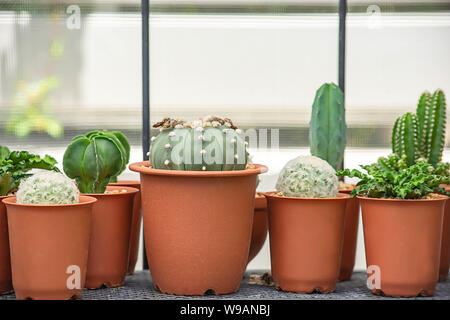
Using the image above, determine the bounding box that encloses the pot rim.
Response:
[2,195,97,207]
[108,180,140,186]
[0,194,14,199]
[82,185,139,197]
[129,161,268,177]
[357,195,449,202]
[263,191,350,201]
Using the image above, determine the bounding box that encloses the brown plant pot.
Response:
[359,196,446,297]
[338,188,360,281]
[0,196,13,295]
[109,180,142,275]
[2,196,96,300]
[265,192,349,293]
[83,186,139,289]
[247,195,268,264]
[439,187,450,281]
[129,161,267,295]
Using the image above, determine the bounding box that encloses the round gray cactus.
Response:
[16,171,79,205]
[276,155,339,198]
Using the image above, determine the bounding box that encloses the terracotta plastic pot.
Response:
[83,186,139,289]
[338,188,360,281]
[3,196,96,300]
[439,187,450,281]
[360,196,446,297]
[129,161,267,295]
[0,196,12,295]
[265,192,349,293]
[109,180,142,275]
[248,195,268,264]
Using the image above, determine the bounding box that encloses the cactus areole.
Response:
[63,130,130,194]
[149,116,249,171]
[309,83,346,171]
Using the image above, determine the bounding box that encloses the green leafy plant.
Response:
[276,155,339,198]
[16,171,78,205]
[309,83,346,171]
[150,116,248,171]
[7,76,63,138]
[337,156,450,199]
[0,146,59,196]
[392,89,447,167]
[63,130,130,193]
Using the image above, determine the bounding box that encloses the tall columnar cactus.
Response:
[392,89,447,167]
[275,155,339,198]
[63,130,129,193]
[149,116,249,171]
[391,112,420,166]
[16,171,79,205]
[416,89,447,166]
[309,83,346,171]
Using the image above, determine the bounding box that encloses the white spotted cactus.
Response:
[149,116,249,171]
[276,155,339,198]
[16,171,79,205]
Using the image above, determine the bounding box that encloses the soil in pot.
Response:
[360,196,446,297]
[108,180,142,275]
[3,196,96,300]
[338,185,360,281]
[0,196,12,295]
[266,192,349,293]
[130,162,267,296]
[84,186,138,289]
[248,194,268,264]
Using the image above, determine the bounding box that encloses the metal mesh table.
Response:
[1,271,449,300]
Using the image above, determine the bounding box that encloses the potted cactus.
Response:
[0,146,59,295]
[63,130,138,289]
[338,156,449,297]
[2,171,97,300]
[391,89,449,281]
[129,116,267,295]
[309,82,360,281]
[265,155,349,293]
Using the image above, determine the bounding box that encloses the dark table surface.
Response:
[1,270,449,300]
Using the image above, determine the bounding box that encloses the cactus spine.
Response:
[309,83,346,171]
[150,116,249,171]
[392,112,420,166]
[392,89,447,167]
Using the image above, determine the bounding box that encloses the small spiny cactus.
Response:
[391,112,420,166]
[309,83,346,171]
[16,171,79,205]
[275,155,339,198]
[149,116,249,171]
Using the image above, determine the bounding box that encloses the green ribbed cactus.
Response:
[392,112,420,166]
[309,83,346,171]
[150,116,249,171]
[392,89,447,167]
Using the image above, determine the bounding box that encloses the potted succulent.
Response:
[338,155,449,297]
[63,130,138,289]
[129,116,267,295]
[391,89,449,281]
[265,155,349,293]
[0,146,59,295]
[3,171,97,300]
[309,82,360,281]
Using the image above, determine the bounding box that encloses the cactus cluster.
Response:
[275,155,339,198]
[149,116,249,171]
[63,130,130,193]
[392,89,447,167]
[16,171,79,205]
[309,83,346,171]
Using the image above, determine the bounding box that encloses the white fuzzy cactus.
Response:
[16,171,79,205]
[276,155,339,198]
